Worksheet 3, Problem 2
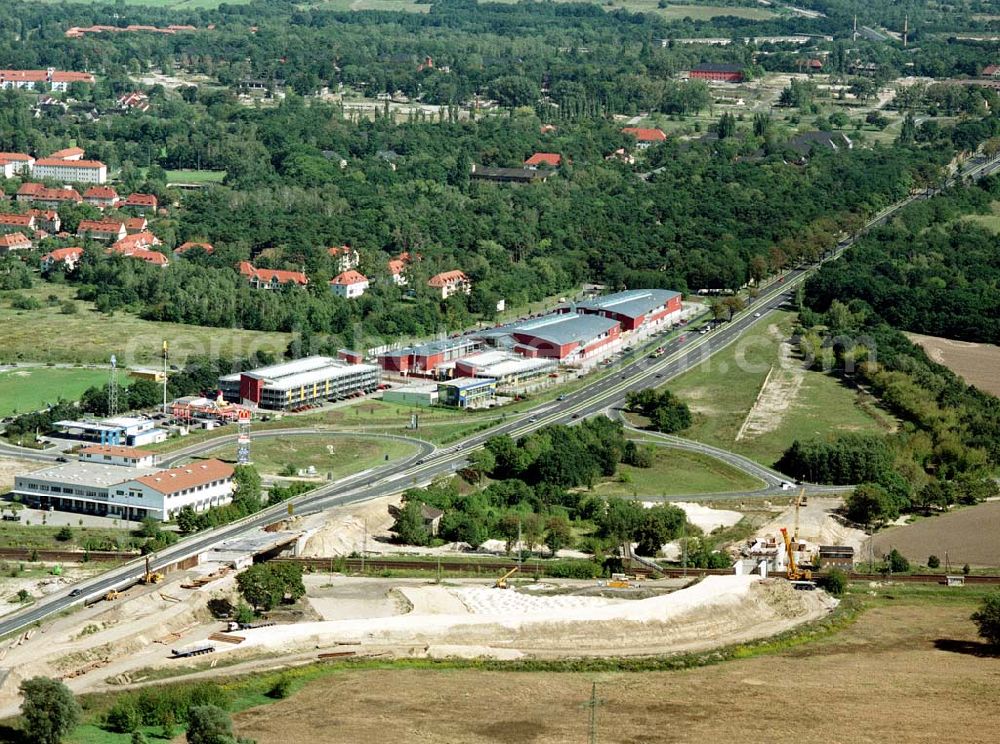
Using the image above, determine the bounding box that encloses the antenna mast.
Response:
[108,354,119,418]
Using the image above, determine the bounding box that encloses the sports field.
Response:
[0,367,108,417]
[164,169,227,185]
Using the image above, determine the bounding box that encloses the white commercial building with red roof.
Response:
[0,153,34,178]
[0,69,95,92]
[12,458,233,521]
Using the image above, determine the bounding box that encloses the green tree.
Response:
[19,677,81,744]
[235,563,305,612]
[928,555,940,569]
[635,504,685,556]
[886,548,910,573]
[232,466,262,514]
[176,505,199,534]
[390,501,430,546]
[971,590,1000,646]
[844,483,897,528]
[819,568,847,596]
[186,705,233,744]
[544,516,574,555]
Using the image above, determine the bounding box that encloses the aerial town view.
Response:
[0,0,999,742]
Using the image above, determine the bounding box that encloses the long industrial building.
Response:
[572,289,682,332]
[13,452,234,521]
[479,312,621,363]
[219,355,381,410]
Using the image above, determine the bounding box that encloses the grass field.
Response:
[0,285,291,366]
[202,434,418,478]
[0,367,107,417]
[666,311,898,467]
[595,446,764,498]
[164,169,227,184]
[962,200,1000,232]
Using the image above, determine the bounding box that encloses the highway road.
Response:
[2,150,1000,638]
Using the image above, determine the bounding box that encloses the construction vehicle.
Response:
[494,566,519,589]
[104,589,120,602]
[780,527,815,589]
[141,556,165,585]
[607,573,631,589]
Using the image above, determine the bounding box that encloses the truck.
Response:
[171,642,216,658]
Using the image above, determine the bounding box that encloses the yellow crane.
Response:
[494,566,519,589]
[780,527,813,584]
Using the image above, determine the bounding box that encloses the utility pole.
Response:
[161,340,169,417]
[107,354,119,421]
[586,682,601,744]
[361,518,368,574]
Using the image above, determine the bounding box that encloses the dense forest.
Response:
[804,177,1000,344]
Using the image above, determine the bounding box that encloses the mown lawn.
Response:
[0,367,107,417]
[595,446,765,498]
[202,434,418,478]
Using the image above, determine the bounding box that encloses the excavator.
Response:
[141,556,164,585]
[780,527,815,589]
[494,566,519,589]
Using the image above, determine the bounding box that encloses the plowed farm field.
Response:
[232,595,1000,744]
[872,500,1000,568]
[907,333,1000,396]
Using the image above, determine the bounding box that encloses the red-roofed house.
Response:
[83,186,119,208]
[127,248,169,267]
[622,127,667,149]
[48,147,86,161]
[0,153,34,178]
[110,231,161,255]
[524,152,562,168]
[121,193,158,214]
[124,217,147,234]
[238,261,309,289]
[175,241,214,256]
[327,245,359,272]
[0,233,31,253]
[329,269,369,299]
[77,219,126,242]
[117,92,150,113]
[15,183,44,203]
[428,270,471,299]
[982,64,1000,78]
[26,209,60,232]
[41,246,83,272]
[32,158,107,184]
[31,187,83,209]
[0,213,36,234]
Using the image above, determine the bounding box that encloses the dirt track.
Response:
[234,599,1000,744]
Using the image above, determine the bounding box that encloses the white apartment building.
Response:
[32,158,107,185]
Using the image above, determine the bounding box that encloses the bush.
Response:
[927,555,940,569]
[544,559,602,579]
[267,676,293,699]
[106,699,142,733]
[887,548,910,573]
[970,590,1000,646]
[60,301,78,315]
[55,526,73,542]
[103,682,229,732]
[818,568,847,596]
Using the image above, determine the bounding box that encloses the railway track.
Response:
[276,557,1000,585]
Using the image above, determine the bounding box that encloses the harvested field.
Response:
[234,595,1000,744]
[872,500,1000,567]
[906,332,1000,396]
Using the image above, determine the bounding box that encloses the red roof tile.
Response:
[622,127,667,142]
[524,152,561,167]
[330,270,368,285]
[133,459,233,495]
[428,270,468,287]
[0,233,31,249]
[175,241,214,255]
